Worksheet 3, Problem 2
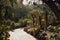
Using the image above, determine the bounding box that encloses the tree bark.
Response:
[0,5,2,20]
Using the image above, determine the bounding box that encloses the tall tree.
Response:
[42,0,60,21]
[0,0,17,20]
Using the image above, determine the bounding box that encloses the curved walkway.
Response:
[8,28,37,40]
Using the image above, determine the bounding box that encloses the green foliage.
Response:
[50,33,60,40]
[0,0,60,40]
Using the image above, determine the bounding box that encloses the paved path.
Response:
[8,28,37,40]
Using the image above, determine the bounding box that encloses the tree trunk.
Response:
[39,16,41,29]
[0,5,2,21]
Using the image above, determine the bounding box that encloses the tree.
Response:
[42,0,60,21]
[0,0,17,19]
[0,0,17,40]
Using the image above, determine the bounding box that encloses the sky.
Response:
[22,0,43,5]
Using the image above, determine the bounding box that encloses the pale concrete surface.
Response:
[8,28,37,40]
